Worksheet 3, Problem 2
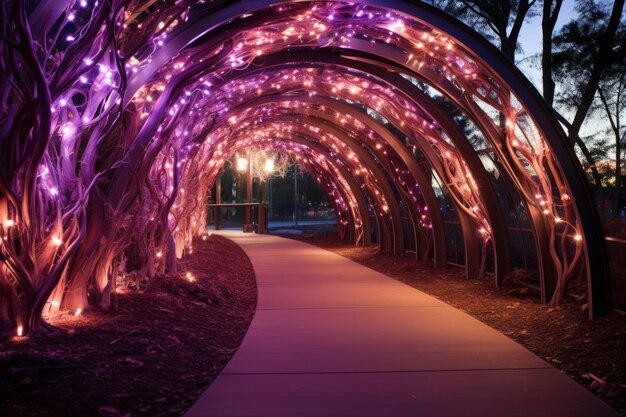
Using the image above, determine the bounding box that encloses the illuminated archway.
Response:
[117,0,607,311]
[0,1,611,337]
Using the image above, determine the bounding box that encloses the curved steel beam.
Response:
[249,94,461,269]
[247,138,367,244]
[273,136,372,246]
[215,53,510,278]
[123,0,608,316]
[215,122,390,249]
[220,113,404,254]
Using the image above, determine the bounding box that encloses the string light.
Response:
[237,157,248,172]
[0,0,592,330]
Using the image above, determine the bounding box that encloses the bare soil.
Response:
[0,234,257,417]
[284,234,626,416]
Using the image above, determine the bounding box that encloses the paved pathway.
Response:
[185,232,620,417]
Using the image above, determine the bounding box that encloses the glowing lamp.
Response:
[574,234,582,241]
[264,159,275,173]
[75,308,82,317]
[156,251,163,258]
[17,326,23,337]
[185,272,195,282]
[237,157,248,172]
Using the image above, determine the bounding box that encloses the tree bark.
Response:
[567,0,625,147]
[541,0,563,106]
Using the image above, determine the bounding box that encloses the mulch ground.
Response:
[283,233,626,416]
[0,234,257,417]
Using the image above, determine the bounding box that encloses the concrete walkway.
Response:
[185,232,620,417]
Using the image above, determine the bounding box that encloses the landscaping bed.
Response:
[0,234,257,417]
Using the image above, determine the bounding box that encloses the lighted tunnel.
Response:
[0,0,612,335]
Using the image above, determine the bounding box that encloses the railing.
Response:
[207,203,268,234]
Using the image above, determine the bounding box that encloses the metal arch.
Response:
[227,132,374,246]
[278,115,406,255]
[269,135,373,246]
[294,98,451,269]
[212,90,451,266]
[214,119,388,248]
[315,46,559,301]
[243,137,367,243]
[334,0,608,314]
[268,94,469,272]
[217,53,510,279]
[217,120,389,249]
[219,108,405,254]
[122,0,608,316]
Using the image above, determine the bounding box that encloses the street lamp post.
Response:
[294,163,298,228]
[264,158,274,222]
[237,155,253,232]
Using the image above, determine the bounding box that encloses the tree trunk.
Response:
[567,0,625,147]
[541,0,563,106]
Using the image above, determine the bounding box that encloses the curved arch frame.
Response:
[74,0,608,316]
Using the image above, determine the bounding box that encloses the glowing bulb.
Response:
[237,157,248,172]
[67,13,75,21]
[75,308,82,316]
[62,123,76,138]
[185,272,195,282]
[574,234,582,241]
[17,326,23,337]
[156,251,163,258]
[543,209,549,215]
[264,159,274,173]
[51,236,63,246]
[554,217,562,223]
[3,219,14,228]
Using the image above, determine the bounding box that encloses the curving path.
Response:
[185,231,619,417]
